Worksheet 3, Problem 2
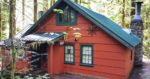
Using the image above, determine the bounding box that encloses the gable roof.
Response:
[22,0,140,49]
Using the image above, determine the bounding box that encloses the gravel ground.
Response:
[129,59,150,79]
[53,73,100,79]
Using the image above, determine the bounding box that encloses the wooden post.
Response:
[9,0,16,79]
[48,44,54,76]
[0,1,2,40]
[34,0,37,22]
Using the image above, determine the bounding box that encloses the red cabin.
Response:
[13,0,140,79]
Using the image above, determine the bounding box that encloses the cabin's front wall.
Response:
[33,12,134,79]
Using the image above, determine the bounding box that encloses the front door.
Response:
[30,43,48,71]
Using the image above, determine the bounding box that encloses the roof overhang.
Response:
[21,32,64,43]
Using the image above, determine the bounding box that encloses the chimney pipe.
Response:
[135,1,142,15]
[132,1,143,21]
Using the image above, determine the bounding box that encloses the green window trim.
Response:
[80,44,94,67]
[64,44,75,64]
[56,6,77,26]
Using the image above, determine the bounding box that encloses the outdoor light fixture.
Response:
[73,32,82,41]
[60,41,64,45]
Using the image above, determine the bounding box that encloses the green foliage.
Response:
[53,9,63,14]
[16,73,51,79]
[0,63,12,79]
[0,0,9,39]
[142,1,150,58]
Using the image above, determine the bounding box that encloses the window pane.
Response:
[81,45,93,66]
[64,45,74,64]
[88,59,92,64]
[57,6,76,25]
[70,10,76,23]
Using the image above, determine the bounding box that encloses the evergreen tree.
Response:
[34,0,37,22]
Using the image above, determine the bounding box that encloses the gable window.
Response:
[56,6,77,26]
[64,44,75,64]
[80,44,93,66]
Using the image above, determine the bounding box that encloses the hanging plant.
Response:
[63,32,68,41]
[53,9,63,14]
[16,49,25,59]
[87,25,98,35]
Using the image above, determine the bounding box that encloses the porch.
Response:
[21,32,65,75]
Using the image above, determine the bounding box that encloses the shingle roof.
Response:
[21,32,64,42]
[23,0,140,49]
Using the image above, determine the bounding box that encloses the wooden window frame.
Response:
[64,44,75,64]
[80,44,94,67]
[56,6,77,26]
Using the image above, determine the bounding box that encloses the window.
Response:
[64,44,75,64]
[80,44,93,66]
[56,6,77,26]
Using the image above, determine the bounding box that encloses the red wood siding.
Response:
[33,12,134,79]
[125,49,135,78]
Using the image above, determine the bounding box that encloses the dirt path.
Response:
[129,60,150,79]
[53,74,98,79]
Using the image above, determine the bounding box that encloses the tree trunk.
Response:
[121,0,125,27]
[22,0,25,26]
[131,0,135,16]
[9,0,16,37]
[9,0,16,79]
[79,0,81,4]
[0,2,2,78]
[34,0,37,22]
[0,1,2,41]
[75,0,78,3]
[43,0,48,12]
[50,0,55,7]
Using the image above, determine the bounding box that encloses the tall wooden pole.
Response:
[9,0,16,79]
[34,0,37,22]
[22,0,25,26]
[131,0,135,16]
[43,0,48,12]
[0,1,2,41]
[121,0,125,27]
[0,2,3,78]
[50,0,55,7]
